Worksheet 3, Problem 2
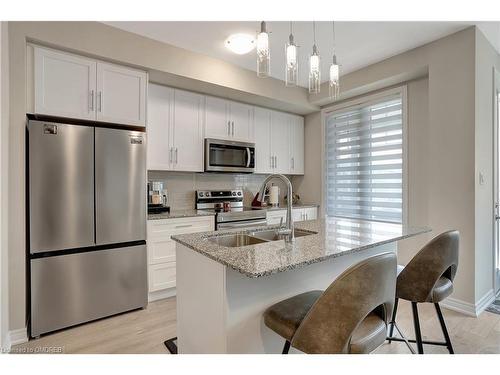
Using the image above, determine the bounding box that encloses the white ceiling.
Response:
[104,21,500,88]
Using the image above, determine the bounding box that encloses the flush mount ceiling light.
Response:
[225,33,255,55]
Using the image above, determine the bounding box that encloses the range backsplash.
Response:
[147,171,297,210]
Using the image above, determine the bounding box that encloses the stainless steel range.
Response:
[196,189,267,230]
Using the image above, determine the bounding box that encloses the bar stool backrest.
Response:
[396,230,459,303]
[291,252,397,354]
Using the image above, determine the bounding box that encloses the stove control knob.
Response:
[237,191,242,196]
[198,192,204,197]
[232,192,236,196]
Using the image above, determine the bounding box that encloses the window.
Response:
[324,89,406,223]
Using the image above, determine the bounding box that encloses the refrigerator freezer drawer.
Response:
[30,244,147,337]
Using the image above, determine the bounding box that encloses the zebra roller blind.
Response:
[325,92,404,223]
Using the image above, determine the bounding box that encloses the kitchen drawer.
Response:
[148,238,175,265]
[149,262,176,292]
[148,216,214,239]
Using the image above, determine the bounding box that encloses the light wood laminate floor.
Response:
[12,297,500,354]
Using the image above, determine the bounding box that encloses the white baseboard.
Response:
[148,288,176,302]
[441,289,496,317]
[3,327,28,350]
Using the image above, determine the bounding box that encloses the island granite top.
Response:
[171,217,430,278]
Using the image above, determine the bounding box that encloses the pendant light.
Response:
[285,22,298,87]
[257,21,270,78]
[329,21,340,99]
[309,21,321,94]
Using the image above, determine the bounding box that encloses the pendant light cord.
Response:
[313,21,316,45]
[332,21,336,56]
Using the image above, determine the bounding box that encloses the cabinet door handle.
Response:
[228,121,231,136]
[89,90,94,111]
[175,148,178,164]
[169,147,173,163]
[291,157,294,169]
[274,156,277,169]
[175,224,193,229]
[97,91,102,112]
[232,121,235,136]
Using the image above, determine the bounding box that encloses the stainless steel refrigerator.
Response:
[27,119,147,337]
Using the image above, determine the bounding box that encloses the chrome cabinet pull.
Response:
[89,90,94,111]
[228,121,231,136]
[169,147,173,163]
[97,91,102,112]
[274,156,277,169]
[175,224,193,229]
[232,121,235,136]
[175,148,178,164]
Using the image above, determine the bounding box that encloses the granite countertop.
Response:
[147,209,216,220]
[171,217,430,278]
[147,204,319,220]
[264,203,320,211]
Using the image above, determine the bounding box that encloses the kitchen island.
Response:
[171,217,429,354]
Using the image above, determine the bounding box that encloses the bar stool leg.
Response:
[388,298,399,343]
[434,303,454,354]
[411,302,424,354]
[282,340,291,354]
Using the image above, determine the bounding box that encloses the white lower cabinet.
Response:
[266,207,318,225]
[147,216,214,300]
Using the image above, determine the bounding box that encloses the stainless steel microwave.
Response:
[205,138,255,173]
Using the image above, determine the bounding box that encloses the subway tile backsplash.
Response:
[147,171,293,210]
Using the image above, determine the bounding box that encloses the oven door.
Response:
[205,138,255,173]
[217,219,268,230]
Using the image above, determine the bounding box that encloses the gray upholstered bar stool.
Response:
[388,230,459,354]
[263,252,397,354]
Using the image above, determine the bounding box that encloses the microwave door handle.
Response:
[246,148,251,167]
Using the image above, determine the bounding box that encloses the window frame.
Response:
[320,85,408,225]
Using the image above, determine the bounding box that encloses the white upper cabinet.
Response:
[289,115,305,175]
[34,46,97,121]
[147,84,173,171]
[270,111,290,174]
[205,96,229,139]
[205,96,254,142]
[171,89,204,172]
[147,84,204,172]
[254,107,273,174]
[33,45,147,127]
[96,62,147,127]
[229,101,254,142]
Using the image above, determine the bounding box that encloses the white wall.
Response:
[0,21,10,349]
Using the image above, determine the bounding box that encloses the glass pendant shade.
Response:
[309,45,321,94]
[285,34,298,86]
[256,21,270,78]
[329,56,340,99]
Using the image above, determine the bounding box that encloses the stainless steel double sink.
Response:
[207,229,317,248]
